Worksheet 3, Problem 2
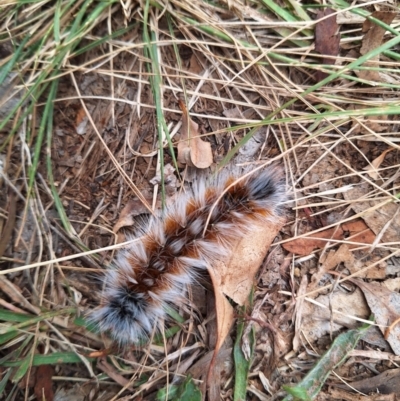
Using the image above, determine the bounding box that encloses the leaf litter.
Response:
[314,8,340,82]
[1,1,400,400]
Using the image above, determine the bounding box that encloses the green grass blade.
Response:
[284,0,312,23]
[1,352,96,367]
[0,35,30,85]
[27,75,58,195]
[233,307,255,401]
[12,353,32,383]
[143,0,168,207]
[0,308,75,335]
[283,324,371,400]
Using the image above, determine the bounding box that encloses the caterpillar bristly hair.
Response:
[90,168,286,345]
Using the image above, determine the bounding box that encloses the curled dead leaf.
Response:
[364,148,393,179]
[177,100,213,169]
[357,11,396,82]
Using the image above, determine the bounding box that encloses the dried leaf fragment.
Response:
[283,219,376,256]
[364,148,393,179]
[357,11,396,81]
[344,185,400,244]
[206,216,285,385]
[34,365,54,401]
[351,280,400,355]
[177,100,213,169]
[314,8,340,81]
[283,226,343,255]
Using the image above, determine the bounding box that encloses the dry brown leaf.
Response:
[310,244,354,288]
[206,216,285,385]
[177,100,213,169]
[34,365,54,401]
[216,219,285,305]
[149,163,177,197]
[357,11,396,81]
[113,200,141,233]
[351,280,400,355]
[293,274,308,352]
[320,244,353,272]
[188,53,204,74]
[342,220,376,246]
[350,105,389,134]
[344,184,400,244]
[314,8,340,81]
[283,226,344,256]
[364,148,394,179]
[283,219,376,256]
[301,289,369,342]
[0,276,40,314]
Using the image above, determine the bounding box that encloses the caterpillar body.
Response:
[90,168,286,345]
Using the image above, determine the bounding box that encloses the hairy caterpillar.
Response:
[90,167,286,345]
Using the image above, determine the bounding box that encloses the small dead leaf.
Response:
[344,184,400,244]
[309,244,354,289]
[342,220,376,246]
[0,276,40,314]
[206,266,235,388]
[217,218,285,306]
[34,365,54,401]
[314,8,340,81]
[293,275,308,352]
[112,200,139,233]
[364,148,393,179]
[357,11,396,81]
[283,219,376,256]
[351,280,400,355]
[320,244,353,272]
[113,191,155,235]
[149,163,177,197]
[283,226,344,256]
[222,107,243,120]
[188,53,204,74]
[177,100,213,169]
[301,289,369,342]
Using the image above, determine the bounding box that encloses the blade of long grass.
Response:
[233,306,255,401]
[0,35,30,85]
[1,352,96,367]
[259,0,313,37]
[143,0,167,207]
[0,308,75,336]
[282,324,370,400]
